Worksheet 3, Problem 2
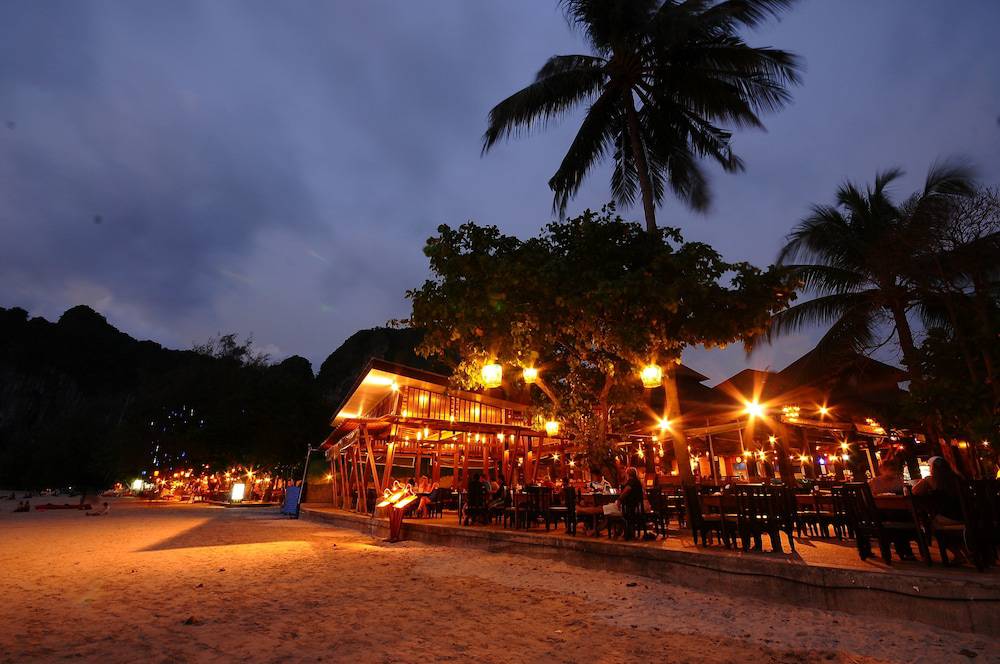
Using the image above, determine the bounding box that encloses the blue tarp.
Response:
[281,486,300,515]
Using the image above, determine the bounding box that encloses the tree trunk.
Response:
[971,273,1000,405]
[889,300,943,455]
[624,91,657,234]
[663,367,693,485]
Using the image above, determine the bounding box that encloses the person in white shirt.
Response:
[588,470,613,494]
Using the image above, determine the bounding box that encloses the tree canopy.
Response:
[405,206,791,477]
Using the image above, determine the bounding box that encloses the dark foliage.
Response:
[0,306,417,489]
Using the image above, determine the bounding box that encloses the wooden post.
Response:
[706,426,718,483]
[801,428,817,480]
[339,452,350,508]
[352,446,365,512]
[461,438,470,487]
[359,425,380,495]
[329,459,337,505]
[559,438,567,480]
[846,432,869,480]
[772,423,797,485]
[381,440,396,491]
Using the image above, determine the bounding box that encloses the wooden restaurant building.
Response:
[319,359,570,512]
[318,348,989,513]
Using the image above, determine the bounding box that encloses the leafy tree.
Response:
[751,162,979,453]
[910,186,1000,407]
[405,206,790,482]
[482,0,800,232]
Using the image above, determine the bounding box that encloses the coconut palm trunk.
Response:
[888,300,944,454]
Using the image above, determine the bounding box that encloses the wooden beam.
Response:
[362,424,382,495]
[381,441,396,490]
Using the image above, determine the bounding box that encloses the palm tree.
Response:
[483,0,801,234]
[752,162,977,451]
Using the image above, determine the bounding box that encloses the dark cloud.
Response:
[1,0,998,380]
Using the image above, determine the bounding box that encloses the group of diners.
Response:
[687,452,997,570]
[370,450,996,570]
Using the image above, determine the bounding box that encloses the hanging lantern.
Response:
[481,363,502,388]
[522,367,539,384]
[544,420,560,437]
[640,363,663,388]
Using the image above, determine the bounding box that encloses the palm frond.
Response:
[923,157,978,198]
[548,89,622,216]
[483,56,606,153]
[784,264,870,295]
[753,291,877,347]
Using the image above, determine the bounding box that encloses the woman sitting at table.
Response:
[913,456,967,563]
[913,457,963,526]
[414,476,431,516]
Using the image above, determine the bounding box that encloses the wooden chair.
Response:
[837,483,929,564]
[925,481,992,571]
[503,490,531,529]
[683,485,736,548]
[645,487,669,538]
[794,493,835,538]
[428,488,447,518]
[531,487,554,530]
[732,484,794,553]
[546,485,577,534]
[463,486,489,526]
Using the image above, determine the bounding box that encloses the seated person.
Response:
[616,467,645,540]
[869,456,905,494]
[488,476,507,509]
[913,457,963,526]
[588,470,613,494]
[617,468,644,511]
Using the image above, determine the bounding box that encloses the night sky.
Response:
[2,0,999,383]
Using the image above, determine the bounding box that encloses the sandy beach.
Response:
[1,498,996,663]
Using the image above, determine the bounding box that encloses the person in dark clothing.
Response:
[465,472,486,525]
[913,457,963,524]
[616,467,645,540]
